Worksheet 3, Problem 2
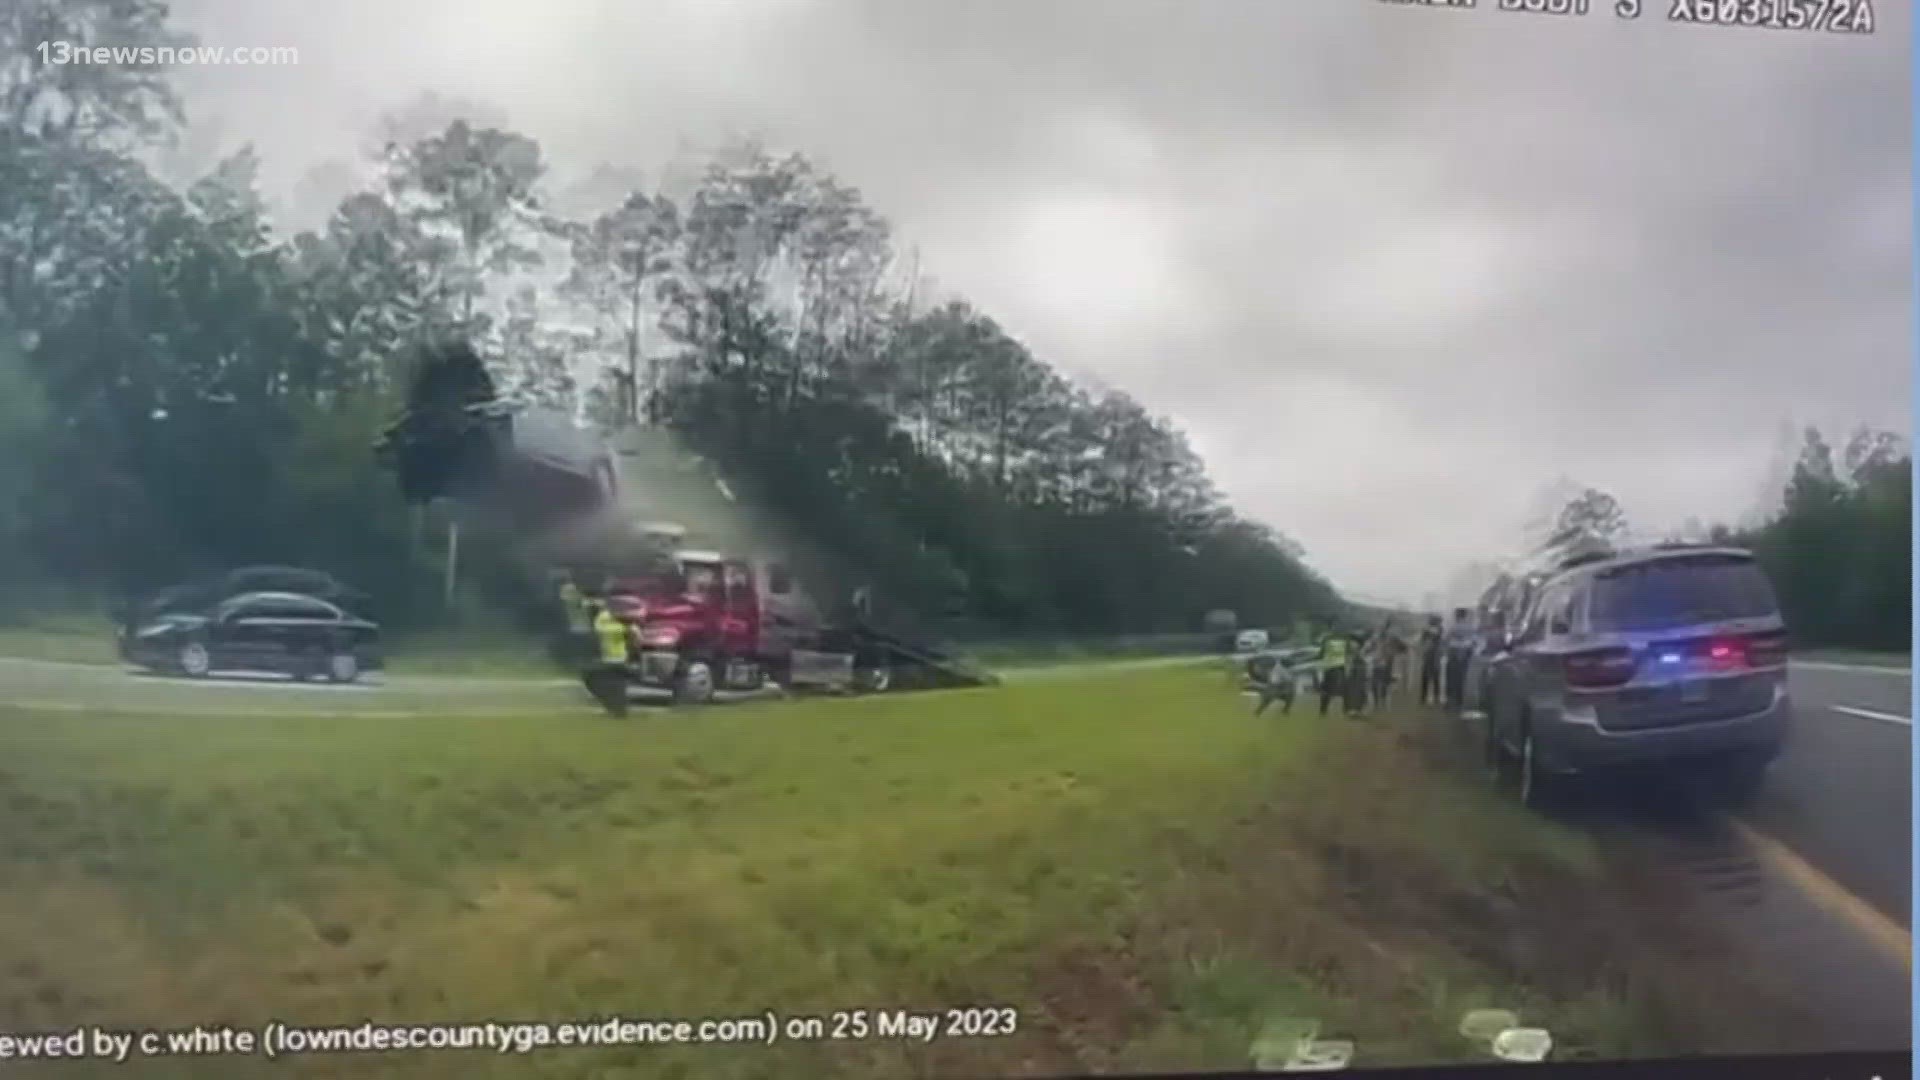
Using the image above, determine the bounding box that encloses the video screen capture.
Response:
[0,1,1910,1078]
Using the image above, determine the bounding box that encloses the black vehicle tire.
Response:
[176,639,213,679]
[1486,710,1546,806]
[325,650,361,684]
[1502,720,1561,811]
[1515,730,1544,808]
[1482,712,1508,780]
[674,659,716,706]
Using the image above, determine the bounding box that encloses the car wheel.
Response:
[1509,726,1562,810]
[177,640,212,678]
[325,651,361,684]
[675,660,716,706]
[1516,731,1541,807]
[1482,712,1507,780]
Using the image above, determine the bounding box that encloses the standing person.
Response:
[1418,615,1444,706]
[1388,627,1411,703]
[1444,607,1476,713]
[1316,629,1350,717]
[1370,625,1397,706]
[583,595,635,717]
[1344,631,1370,716]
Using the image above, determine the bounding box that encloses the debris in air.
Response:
[1492,1028,1554,1063]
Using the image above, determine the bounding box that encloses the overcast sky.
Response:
[161,0,1911,605]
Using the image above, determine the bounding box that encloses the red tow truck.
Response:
[601,545,991,705]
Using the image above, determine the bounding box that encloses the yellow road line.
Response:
[1729,818,1912,972]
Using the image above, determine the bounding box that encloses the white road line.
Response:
[1792,661,1911,676]
[1829,705,1913,728]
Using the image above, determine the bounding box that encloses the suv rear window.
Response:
[1587,555,1779,632]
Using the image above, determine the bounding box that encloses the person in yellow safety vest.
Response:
[1316,630,1350,717]
[583,601,633,717]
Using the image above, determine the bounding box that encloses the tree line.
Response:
[1730,428,1909,653]
[1516,427,1910,653]
[0,0,1343,638]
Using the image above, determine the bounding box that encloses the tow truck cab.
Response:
[612,550,860,701]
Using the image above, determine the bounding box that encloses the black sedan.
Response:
[112,566,371,636]
[120,591,382,683]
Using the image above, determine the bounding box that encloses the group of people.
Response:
[1252,607,1482,719]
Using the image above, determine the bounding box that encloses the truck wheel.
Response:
[675,660,716,705]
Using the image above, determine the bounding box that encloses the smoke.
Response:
[586,425,848,594]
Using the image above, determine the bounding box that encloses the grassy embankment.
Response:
[0,667,1815,1078]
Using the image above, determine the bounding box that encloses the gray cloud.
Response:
[162,0,1911,602]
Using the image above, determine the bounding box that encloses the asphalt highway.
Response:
[1753,660,1912,927]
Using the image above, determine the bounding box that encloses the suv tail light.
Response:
[1745,630,1788,669]
[1565,646,1636,689]
[1702,636,1747,670]
[1685,631,1787,671]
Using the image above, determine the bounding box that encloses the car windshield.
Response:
[1587,556,1779,633]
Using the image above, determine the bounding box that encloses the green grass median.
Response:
[0,669,1812,1078]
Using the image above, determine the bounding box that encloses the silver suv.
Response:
[1480,544,1791,807]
